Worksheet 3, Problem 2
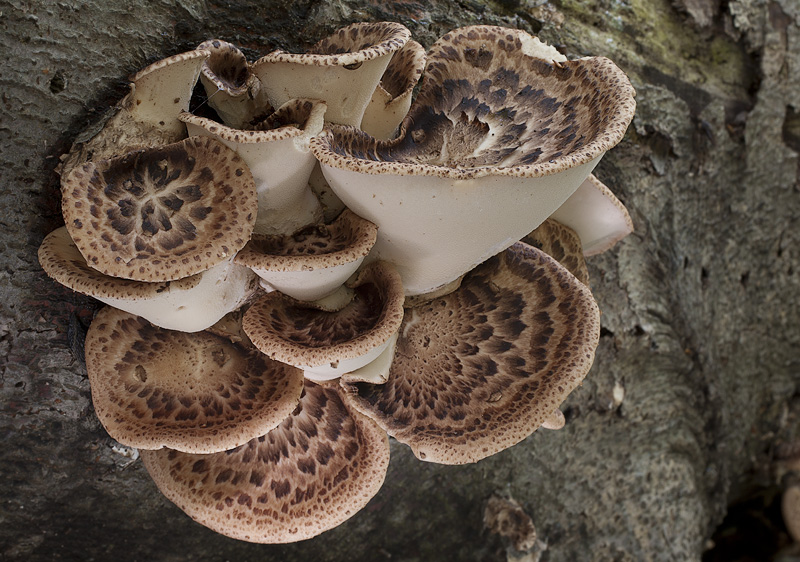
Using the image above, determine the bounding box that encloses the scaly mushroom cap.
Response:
[62,136,257,282]
[242,261,405,370]
[341,242,600,464]
[234,209,377,273]
[264,21,411,68]
[85,307,305,453]
[312,25,636,179]
[140,381,390,543]
[197,39,252,97]
[522,218,590,286]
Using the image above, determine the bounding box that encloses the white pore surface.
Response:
[98,258,256,332]
[253,257,367,302]
[252,55,392,128]
[550,175,633,256]
[321,158,601,296]
[185,122,321,235]
[301,334,398,382]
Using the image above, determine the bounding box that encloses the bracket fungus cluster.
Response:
[39,22,636,543]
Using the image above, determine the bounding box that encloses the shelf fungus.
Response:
[234,209,378,302]
[242,261,405,381]
[252,22,411,127]
[140,381,390,543]
[40,22,636,544]
[311,25,636,296]
[85,307,305,453]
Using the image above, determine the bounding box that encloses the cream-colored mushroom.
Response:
[233,209,378,302]
[140,381,390,543]
[61,136,257,282]
[180,99,326,235]
[242,261,405,381]
[38,227,259,332]
[311,25,636,296]
[85,307,305,453]
[341,242,600,464]
[60,49,210,176]
[251,22,411,127]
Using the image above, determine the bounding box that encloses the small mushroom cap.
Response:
[522,218,590,286]
[550,174,634,256]
[62,136,257,282]
[785,485,800,542]
[242,261,405,370]
[140,381,390,543]
[197,39,252,96]
[341,242,600,464]
[85,307,305,453]
[257,21,411,68]
[234,209,377,273]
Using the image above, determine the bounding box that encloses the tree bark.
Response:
[1,0,798,560]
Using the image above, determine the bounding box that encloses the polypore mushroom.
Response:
[341,242,600,464]
[196,39,269,129]
[242,261,405,381]
[522,218,590,286]
[61,136,257,282]
[785,485,800,543]
[140,381,390,543]
[233,209,378,302]
[180,99,326,234]
[311,25,636,296]
[549,174,634,256]
[38,227,259,332]
[60,49,210,177]
[85,306,305,453]
[361,39,426,140]
[251,22,411,127]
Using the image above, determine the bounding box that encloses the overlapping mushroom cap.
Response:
[141,381,390,543]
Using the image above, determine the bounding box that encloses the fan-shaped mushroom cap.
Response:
[251,22,411,127]
[140,381,390,543]
[361,40,426,140]
[196,39,268,129]
[243,261,405,381]
[38,227,259,332]
[85,307,305,453]
[233,210,378,301]
[311,26,635,295]
[60,49,210,177]
[785,485,800,542]
[181,99,326,235]
[62,136,257,282]
[522,218,589,286]
[550,174,634,256]
[341,242,600,464]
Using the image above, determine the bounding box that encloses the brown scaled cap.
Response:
[341,242,600,464]
[62,136,257,282]
[85,306,304,454]
[522,218,590,286]
[140,381,390,543]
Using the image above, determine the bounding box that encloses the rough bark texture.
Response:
[1,0,799,560]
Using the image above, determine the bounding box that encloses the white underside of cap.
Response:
[321,157,600,296]
[300,331,398,382]
[97,258,257,332]
[254,258,366,302]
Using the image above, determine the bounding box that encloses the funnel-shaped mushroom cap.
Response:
[38,227,259,332]
[361,40,426,140]
[550,174,634,256]
[522,218,589,286]
[62,136,257,282]
[251,22,411,127]
[60,49,210,177]
[140,381,390,543]
[196,39,269,129]
[342,242,600,464]
[234,209,378,301]
[180,99,326,235]
[311,26,635,295]
[85,307,305,453]
[242,261,405,381]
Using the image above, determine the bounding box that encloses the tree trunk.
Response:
[1,0,798,560]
